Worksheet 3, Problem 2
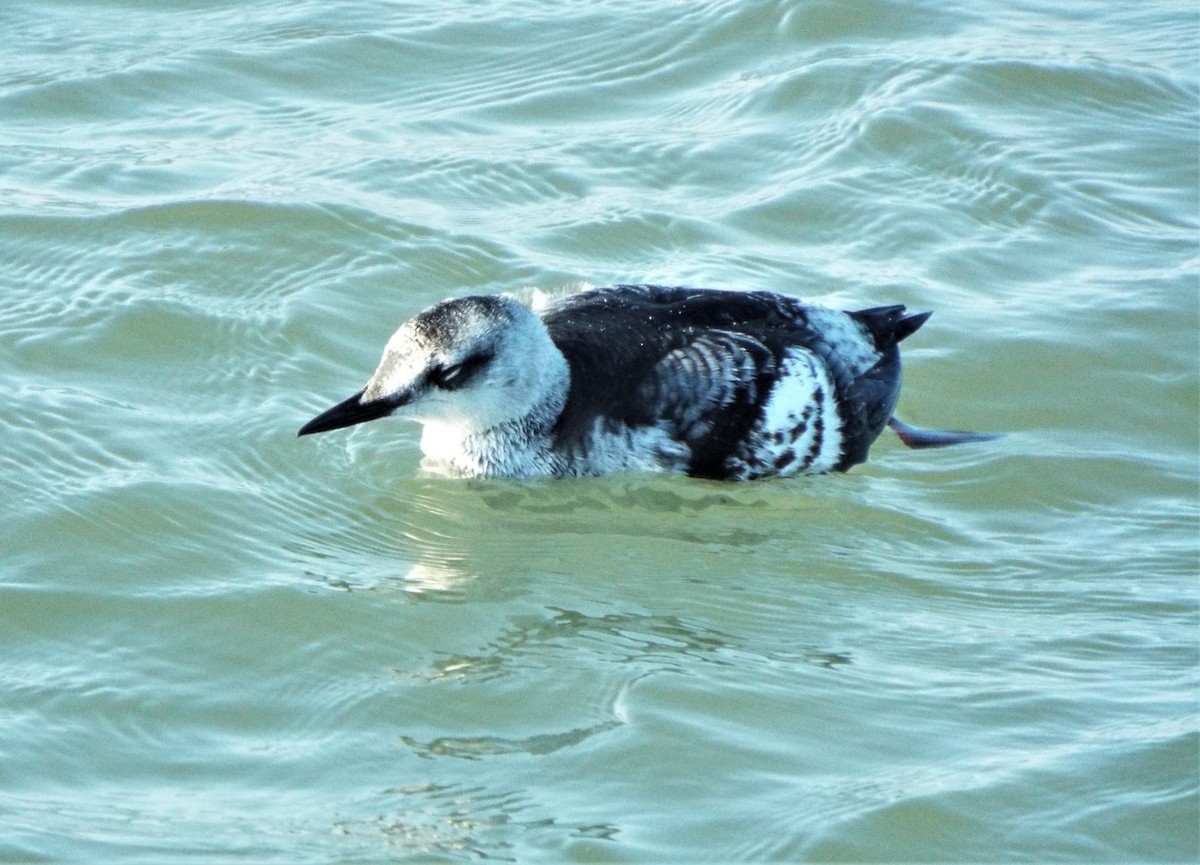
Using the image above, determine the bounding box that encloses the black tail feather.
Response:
[894,310,932,343]
[850,305,932,349]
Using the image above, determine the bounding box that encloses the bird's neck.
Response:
[418,372,569,478]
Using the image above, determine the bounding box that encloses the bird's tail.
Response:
[850,305,932,349]
[888,416,1003,449]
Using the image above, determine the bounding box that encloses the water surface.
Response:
[1,0,1197,861]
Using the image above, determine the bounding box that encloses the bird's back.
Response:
[539,285,927,479]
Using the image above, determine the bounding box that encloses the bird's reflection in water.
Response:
[383,471,812,597]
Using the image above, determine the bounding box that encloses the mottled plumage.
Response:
[299,284,994,479]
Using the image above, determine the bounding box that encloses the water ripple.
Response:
[1,0,1195,862]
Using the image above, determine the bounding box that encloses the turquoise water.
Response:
[2,0,1197,861]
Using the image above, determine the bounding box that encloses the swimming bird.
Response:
[298,284,996,479]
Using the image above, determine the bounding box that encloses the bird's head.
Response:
[298,294,566,438]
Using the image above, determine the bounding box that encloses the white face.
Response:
[361,295,563,430]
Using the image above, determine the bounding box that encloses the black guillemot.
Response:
[299,284,997,479]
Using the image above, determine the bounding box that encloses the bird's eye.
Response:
[430,350,492,390]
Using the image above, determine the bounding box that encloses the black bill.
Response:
[298,389,396,437]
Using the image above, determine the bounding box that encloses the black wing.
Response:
[542,286,816,477]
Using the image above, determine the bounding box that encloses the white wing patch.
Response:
[727,347,843,479]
